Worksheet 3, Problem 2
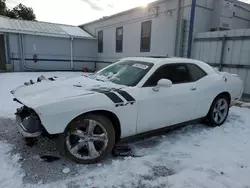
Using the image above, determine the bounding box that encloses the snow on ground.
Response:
[0,72,250,188]
[0,141,23,187]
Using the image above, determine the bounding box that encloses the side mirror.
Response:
[153,79,172,91]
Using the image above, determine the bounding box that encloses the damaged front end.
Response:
[15,106,45,138]
[12,75,58,138]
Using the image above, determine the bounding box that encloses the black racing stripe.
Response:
[91,88,109,93]
[113,89,136,102]
[91,89,124,104]
[104,92,124,104]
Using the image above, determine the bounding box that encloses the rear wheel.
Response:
[207,96,229,127]
[59,114,115,164]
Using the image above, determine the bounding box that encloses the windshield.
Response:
[92,60,154,86]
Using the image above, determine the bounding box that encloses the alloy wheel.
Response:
[66,119,108,160]
[212,98,228,124]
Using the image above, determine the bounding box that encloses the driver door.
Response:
[136,63,198,134]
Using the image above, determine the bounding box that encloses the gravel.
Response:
[0,118,79,184]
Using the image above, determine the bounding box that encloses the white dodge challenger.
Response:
[12,57,243,164]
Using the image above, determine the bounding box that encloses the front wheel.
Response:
[59,114,115,164]
[207,96,229,127]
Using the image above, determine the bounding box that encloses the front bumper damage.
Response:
[12,75,58,138]
[15,106,44,138]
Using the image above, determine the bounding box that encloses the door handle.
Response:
[190,87,196,91]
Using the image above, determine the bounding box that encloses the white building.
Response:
[81,0,250,69]
[1,0,250,72]
[0,16,97,72]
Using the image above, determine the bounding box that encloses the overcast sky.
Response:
[6,0,250,26]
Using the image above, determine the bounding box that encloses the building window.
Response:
[140,20,152,52]
[116,27,123,53]
[98,30,103,53]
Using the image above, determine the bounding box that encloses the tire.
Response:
[58,114,115,164]
[207,95,230,127]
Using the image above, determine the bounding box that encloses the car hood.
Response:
[12,75,124,108]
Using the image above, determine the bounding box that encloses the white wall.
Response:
[179,0,214,57]
[194,0,214,33]
[83,0,179,68]
[8,34,21,71]
[82,0,250,66]
[73,38,97,70]
[191,0,250,34]
[231,17,250,29]
[231,2,250,29]
[193,29,250,96]
[182,0,192,19]
[181,2,192,57]
[8,33,97,71]
[211,0,250,30]
[210,0,221,29]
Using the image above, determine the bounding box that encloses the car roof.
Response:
[121,57,216,75]
[123,57,200,65]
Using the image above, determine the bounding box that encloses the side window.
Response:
[143,66,166,87]
[187,64,207,81]
[143,64,192,87]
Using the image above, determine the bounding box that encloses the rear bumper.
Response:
[230,85,243,107]
[15,107,43,138]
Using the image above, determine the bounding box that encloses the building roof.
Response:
[80,0,250,27]
[0,16,94,39]
[80,0,166,27]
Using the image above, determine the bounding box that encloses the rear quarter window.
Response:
[187,64,207,81]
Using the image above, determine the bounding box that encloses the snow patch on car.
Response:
[0,72,84,118]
